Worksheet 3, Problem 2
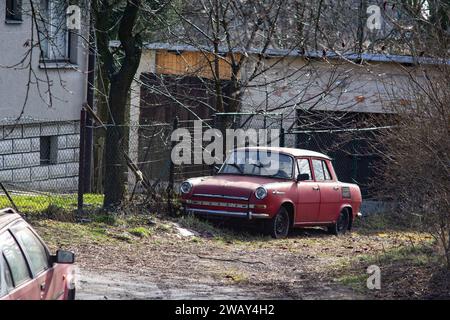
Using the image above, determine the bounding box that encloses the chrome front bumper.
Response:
[184,207,270,220]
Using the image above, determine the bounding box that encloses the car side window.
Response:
[323,161,332,180]
[297,159,312,180]
[0,253,14,297]
[11,225,49,276]
[0,231,31,287]
[312,159,325,181]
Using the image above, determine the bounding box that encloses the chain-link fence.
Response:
[0,110,384,215]
[286,110,386,198]
[139,118,216,186]
[84,112,285,214]
[134,112,284,189]
[283,129,379,197]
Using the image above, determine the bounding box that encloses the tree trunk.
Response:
[103,77,129,207]
[102,0,142,207]
[92,62,109,193]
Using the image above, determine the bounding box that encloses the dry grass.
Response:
[28,208,450,300]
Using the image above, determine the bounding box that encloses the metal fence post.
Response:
[77,108,86,214]
[84,26,96,194]
[280,127,285,147]
[167,117,178,215]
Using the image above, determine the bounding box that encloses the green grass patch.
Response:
[335,242,439,293]
[92,214,117,225]
[0,193,103,216]
[220,269,248,283]
[31,219,112,248]
[178,215,218,234]
[336,274,368,292]
[354,212,423,234]
[356,243,436,267]
[128,227,152,238]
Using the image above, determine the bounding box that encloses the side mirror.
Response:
[297,174,310,182]
[54,250,75,264]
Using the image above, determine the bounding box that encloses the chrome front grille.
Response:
[185,199,249,209]
[192,193,249,201]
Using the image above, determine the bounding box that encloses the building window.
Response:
[40,136,57,165]
[6,0,22,22]
[39,0,78,64]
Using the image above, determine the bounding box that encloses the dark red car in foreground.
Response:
[0,208,76,300]
[181,147,362,238]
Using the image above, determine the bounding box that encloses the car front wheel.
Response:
[265,207,290,239]
[328,209,350,236]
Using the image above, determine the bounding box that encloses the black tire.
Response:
[265,207,290,239]
[328,209,350,236]
[67,288,76,300]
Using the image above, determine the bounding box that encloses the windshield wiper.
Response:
[248,162,269,169]
[225,163,243,174]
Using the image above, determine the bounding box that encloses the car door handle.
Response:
[40,282,46,291]
[333,186,340,190]
[312,186,320,191]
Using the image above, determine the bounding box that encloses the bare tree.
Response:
[370,0,450,268]
[90,0,173,207]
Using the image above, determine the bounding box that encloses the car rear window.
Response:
[0,232,31,287]
[312,159,325,181]
[11,224,49,276]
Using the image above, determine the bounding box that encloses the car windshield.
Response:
[219,150,293,179]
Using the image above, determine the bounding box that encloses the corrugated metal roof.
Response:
[128,41,448,65]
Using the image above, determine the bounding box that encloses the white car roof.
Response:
[234,147,331,160]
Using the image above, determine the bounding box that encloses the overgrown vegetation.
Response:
[373,63,450,269]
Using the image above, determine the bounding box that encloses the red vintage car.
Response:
[181,147,362,238]
[0,208,76,300]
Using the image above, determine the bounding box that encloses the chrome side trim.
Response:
[186,207,269,219]
[187,208,248,217]
[250,213,270,219]
[193,193,249,201]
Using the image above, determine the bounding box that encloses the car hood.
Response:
[189,175,285,199]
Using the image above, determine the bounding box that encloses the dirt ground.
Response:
[32,214,449,300]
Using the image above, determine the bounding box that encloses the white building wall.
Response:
[0,1,89,192]
[240,57,410,147]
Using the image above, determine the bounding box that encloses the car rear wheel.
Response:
[328,209,350,236]
[265,207,290,239]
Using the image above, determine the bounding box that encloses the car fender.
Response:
[338,203,354,221]
[261,195,295,219]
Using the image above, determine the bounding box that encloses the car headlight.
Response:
[255,186,268,200]
[180,181,193,194]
